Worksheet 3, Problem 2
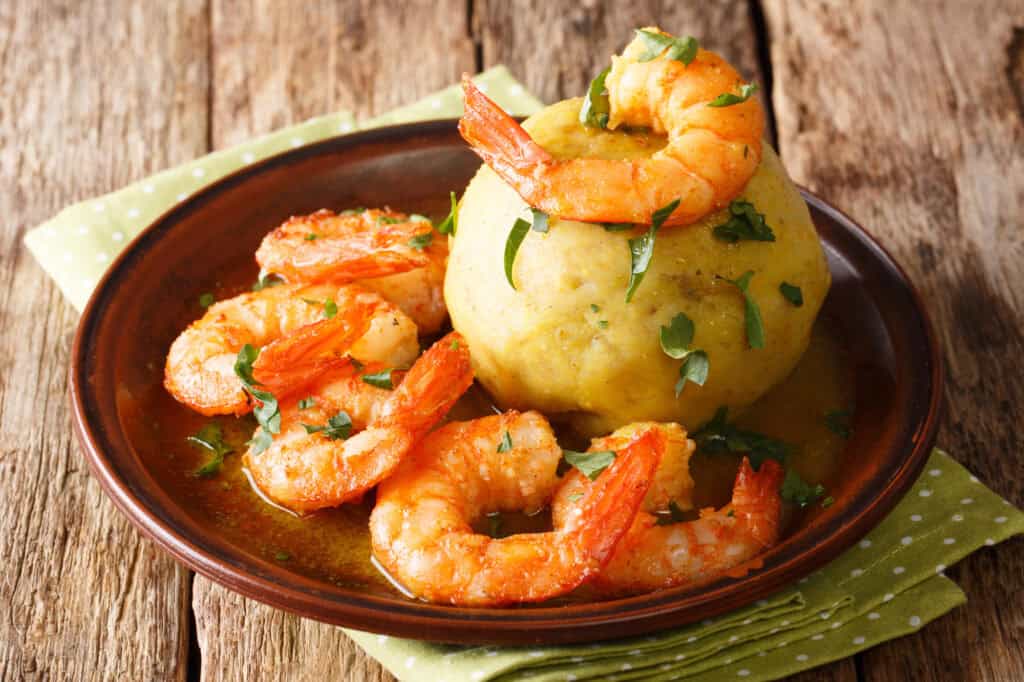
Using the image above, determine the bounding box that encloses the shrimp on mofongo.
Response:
[164,283,419,416]
[552,426,785,596]
[255,208,449,333]
[369,412,665,606]
[244,332,473,513]
[458,27,765,227]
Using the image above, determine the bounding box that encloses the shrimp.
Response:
[369,412,664,606]
[552,435,785,596]
[244,332,473,513]
[458,27,765,227]
[164,283,418,416]
[255,208,449,332]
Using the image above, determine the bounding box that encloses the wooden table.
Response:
[2,1,1021,680]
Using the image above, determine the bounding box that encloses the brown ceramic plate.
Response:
[70,120,942,645]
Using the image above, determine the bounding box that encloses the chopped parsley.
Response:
[580,67,611,128]
[824,410,853,439]
[436,192,459,235]
[497,430,513,453]
[362,369,397,390]
[567,492,584,503]
[712,200,775,243]
[376,215,402,225]
[562,449,616,481]
[660,312,709,395]
[635,29,699,65]
[717,271,765,349]
[304,297,337,319]
[297,396,316,410]
[251,273,283,291]
[654,500,688,526]
[301,411,353,440]
[626,198,680,302]
[530,208,549,233]
[304,233,319,241]
[780,468,826,507]
[597,320,610,329]
[188,422,233,477]
[780,282,804,306]
[821,496,835,509]
[590,304,601,313]
[503,217,531,290]
[449,339,460,350]
[408,232,433,250]
[198,293,215,308]
[692,407,791,467]
[708,83,759,107]
[233,345,281,455]
[274,551,291,562]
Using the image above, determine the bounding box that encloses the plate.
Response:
[70,120,942,644]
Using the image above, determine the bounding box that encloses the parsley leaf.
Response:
[304,233,319,241]
[580,67,611,128]
[692,407,791,466]
[676,350,709,396]
[821,496,835,508]
[323,299,338,319]
[597,319,609,329]
[708,82,759,107]
[297,396,315,410]
[824,410,853,439]
[362,369,397,390]
[712,200,775,243]
[301,411,353,440]
[409,214,432,223]
[376,215,402,225]
[198,293,215,308]
[251,273,283,291]
[233,344,281,455]
[660,313,695,359]
[408,232,433,250]
[274,551,291,562]
[497,430,513,453]
[530,208,549,233]
[626,198,680,302]
[503,217,531,290]
[779,282,804,306]
[654,499,688,526]
[635,29,699,65]
[437,192,459,235]
[780,468,826,507]
[188,422,233,477]
[567,492,584,503]
[590,304,601,313]
[563,449,616,481]
[718,271,765,349]
[233,344,260,386]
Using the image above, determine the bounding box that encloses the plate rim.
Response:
[69,118,944,644]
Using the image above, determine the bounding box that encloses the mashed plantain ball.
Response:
[445,98,830,437]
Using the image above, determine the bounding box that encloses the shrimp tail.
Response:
[459,75,553,178]
[564,429,666,574]
[732,457,786,546]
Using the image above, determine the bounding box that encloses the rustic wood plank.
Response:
[0,0,210,680]
[194,2,474,679]
[764,1,1024,680]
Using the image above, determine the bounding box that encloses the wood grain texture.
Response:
[0,0,210,680]
[763,1,1024,680]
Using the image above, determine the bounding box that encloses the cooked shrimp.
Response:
[369,412,664,606]
[553,446,784,596]
[164,283,418,416]
[244,332,473,513]
[458,27,764,227]
[255,208,449,332]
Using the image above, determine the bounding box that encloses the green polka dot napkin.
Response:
[24,68,1022,682]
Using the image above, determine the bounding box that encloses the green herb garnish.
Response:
[626,198,680,302]
[198,293,215,308]
[251,273,283,291]
[437,192,458,235]
[824,410,853,439]
[497,430,513,453]
[602,222,635,232]
[449,339,460,350]
[654,500,688,526]
[580,67,611,128]
[780,468,826,507]
[779,282,804,306]
[362,369,397,390]
[597,320,609,329]
[347,356,365,371]
[635,29,699,65]
[821,496,835,509]
[301,411,353,440]
[304,233,319,241]
[712,200,775,243]
[188,422,233,477]
[708,83,759,107]
[692,407,791,466]
[408,232,433,250]
[297,396,315,410]
[530,208,549,233]
[486,512,504,538]
[660,312,709,395]
[274,551,291,562]
[503,217,531,290]
[718,271,765,348]
[376,215,402,225]
[323,299,338,319]
[590,304,601,313]
[677,351,709,396]
[233,345,280,455]
[563,449,616,481]
[567,492,584,503]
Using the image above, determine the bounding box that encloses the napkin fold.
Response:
[27,67,1022,682]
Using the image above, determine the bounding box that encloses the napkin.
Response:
[26,67,1022,682]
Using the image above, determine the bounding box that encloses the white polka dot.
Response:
[45,226,57,237]
[675,653,687,661]
[242,152,256,164]
[936,564,947,574]
[566,675,577,682]
[725,658,733,664]
[893,566,905,575]
[112,231,124,242]
[969,475,979,483]
[961,498,974,505]
[909,615,921,628]
[911,514,923,522]
[570,657,584,663]
[288,137,303,148]
[510,84,524,96]
[376,634,389,644]
[995,516,1008,524]
[143,183,155,193]
[737,670,750,677]
[811,634,824,641]
[621,663,632,671]
[527,651,544,657]
[177,192,188,201]
[831,622,842,629]
[629,649,642,656]
[770,627,780,634]
[660,664,672,671]
[742,618,753,625]
[985,538,995,546]
[430,98,442,109]
[80,277,94,288]
[859,539,872,548]
[95,252,108,262]
[485,650,498,657]
[62,252,72,262]
[477,83,489,93]
[93,202,106,212]
[781,620,790,626]
[404,656,416,668]
[851,568,864,578]
[471,672,486,681]
[883,593,894,602]
[901,536,913,546]
[191,167,206,178]
[919,489,932,497]
[686,636,697,643]
[853,636,866,645]
[929,468,942,476]
[796,654,809,662]
[77,224,89,235]
[820,612,830,620]
[127,207,140,218]
[952,513,964,522]
[758,650,767,657]
[868,612,880,620]
[778,641,789,648]
[338,121,354,133]
[728,635,738,642]
[943,537,956,545]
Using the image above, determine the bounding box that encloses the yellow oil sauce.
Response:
[140,318,852,601]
